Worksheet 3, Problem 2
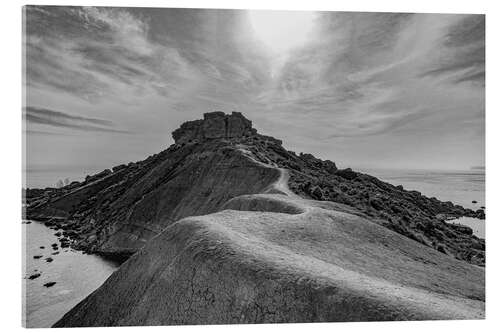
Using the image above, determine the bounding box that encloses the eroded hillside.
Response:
[53,159,484,327]
[25,112,485,265]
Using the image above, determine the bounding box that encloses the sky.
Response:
[23,6,485,186]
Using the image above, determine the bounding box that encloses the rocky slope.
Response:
[241,138,486,265]
[25,112,485,265]
[53,167,484,326]
[22,111,485,326]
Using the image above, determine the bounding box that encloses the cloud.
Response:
[24,130,68,136]
[24,6,200,103]
[24,106,129,133]
[256,12,484,141]
[24,6,271,107]
[23,8,484,171]
[419,15,485,86]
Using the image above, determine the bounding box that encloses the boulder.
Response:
[369,198,384,211]
[323,160,337,174]
[448,223,473,235]
[311,186,324,200]
[335,168,358,180]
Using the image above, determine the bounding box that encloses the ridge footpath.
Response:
[54,142,484,326]
[26,112,485,266]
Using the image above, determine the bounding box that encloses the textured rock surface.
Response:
[54,174,484,327]
[172,112,259,144]
[26,140,280,260]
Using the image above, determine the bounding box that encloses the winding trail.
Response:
[54,148,485,327]
[265,168,300,197]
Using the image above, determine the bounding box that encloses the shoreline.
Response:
[23,218,127,265]
[23,220,118,327]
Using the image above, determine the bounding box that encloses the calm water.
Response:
[360,168,485,238]
[24,167,97,189]
[360,168,485,209]
[22,221,118,327]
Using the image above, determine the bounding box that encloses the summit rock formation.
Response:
[173,111,256,143]
[24,112,485,325]
[172,111,282,145]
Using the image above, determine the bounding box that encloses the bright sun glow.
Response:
[248,10,315,54]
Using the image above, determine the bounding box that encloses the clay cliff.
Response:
[25,112,485,265]
[54,194,484,326]
[23,112,485,326]
[26,114,280,260]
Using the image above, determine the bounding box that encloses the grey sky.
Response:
[24,6,484,179]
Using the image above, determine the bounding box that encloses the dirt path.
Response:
[54,147,485,327]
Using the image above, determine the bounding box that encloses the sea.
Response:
[24,166,103,189]
[360,168,486,238]
[22,221,119,327]
[22,167,485,327]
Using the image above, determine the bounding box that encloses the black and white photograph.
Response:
[15,1,490,329]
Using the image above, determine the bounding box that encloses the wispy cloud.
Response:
[420,15,484,86]
[256,12,484,142]
[25,6,200,103]
[24,129,70,136]
[24,106,129,133]
[24,6,270,106]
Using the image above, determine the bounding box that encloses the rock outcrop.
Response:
[172,111,263,144]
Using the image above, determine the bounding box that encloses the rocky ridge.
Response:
[54,193,485,326]
[51,113,484,326]
[25,112,485,265]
